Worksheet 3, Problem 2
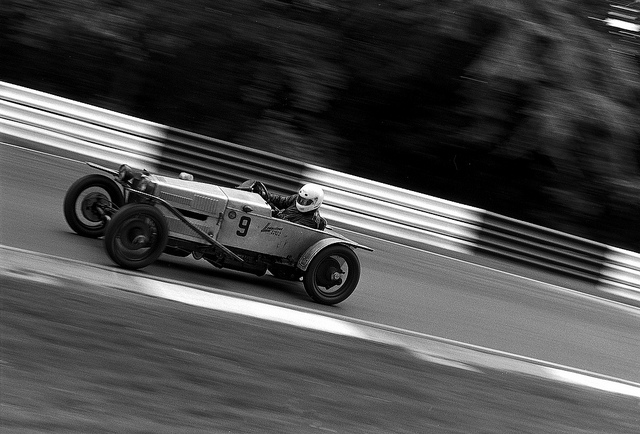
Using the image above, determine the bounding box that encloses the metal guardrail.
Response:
[303,165,483,254]
[476,212,608,281]
[2,81,639,303]
[162,127,306,194]
[0,82,165,170]
[600,248,640,305]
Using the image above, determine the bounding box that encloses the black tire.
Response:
[303,245,360,305]
[63,174,124,238]
[104,203,168,270]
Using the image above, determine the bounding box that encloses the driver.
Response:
[265,183,327,230]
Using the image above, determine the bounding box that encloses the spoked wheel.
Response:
[303,245,360,305]
[63,174,124,237]
[104,204,168,269]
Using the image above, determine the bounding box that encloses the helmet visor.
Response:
[297,196,314,207]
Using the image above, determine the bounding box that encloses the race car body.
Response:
[63,162,372,305]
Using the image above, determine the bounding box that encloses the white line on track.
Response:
[2,244,640,398]
[134,276,369,339]
[2,141,86,163]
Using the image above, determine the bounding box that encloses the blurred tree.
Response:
[330,1,506,193]
[233,0,351,169]
[455,1,640,241]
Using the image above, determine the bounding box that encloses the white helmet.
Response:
[296,183,324,213]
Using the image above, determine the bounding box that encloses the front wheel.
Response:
[63,174,124,237]
[303,245,360,305]
[104,204,168,269]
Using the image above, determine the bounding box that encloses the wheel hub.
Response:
[132,235,148,245]
[81,192,108,222]
[120,219,155,250]
[316,257,344,289]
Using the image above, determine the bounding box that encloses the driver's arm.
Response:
[266,192,296,210]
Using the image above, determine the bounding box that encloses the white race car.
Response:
[64,162,372,305]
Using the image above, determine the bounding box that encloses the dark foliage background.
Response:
[2,0,639,250]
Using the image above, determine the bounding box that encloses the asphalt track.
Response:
[5,272,640,433]
[2,143,640,385]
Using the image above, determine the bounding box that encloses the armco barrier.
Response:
[0,81,165,170]
[599,248,640,305]
[2,80,640,301]
[476,212,608,281]
[0,81,482,254]
[302,165,483,254]
[161,127,306,194]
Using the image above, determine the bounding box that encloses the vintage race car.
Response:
[63,162,372,305]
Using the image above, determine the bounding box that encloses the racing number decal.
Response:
[236,216,251,237]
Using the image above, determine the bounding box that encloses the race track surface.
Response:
[1,143,640,385]
[3,273,639,433]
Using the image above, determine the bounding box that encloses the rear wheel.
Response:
[303,245,360,305]
[63,174,124,237]
[104,204,168,269]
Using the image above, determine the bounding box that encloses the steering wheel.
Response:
[252,181,269,200]
[252,182,280,216]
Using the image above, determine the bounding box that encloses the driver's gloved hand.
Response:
[255,182,269,201]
